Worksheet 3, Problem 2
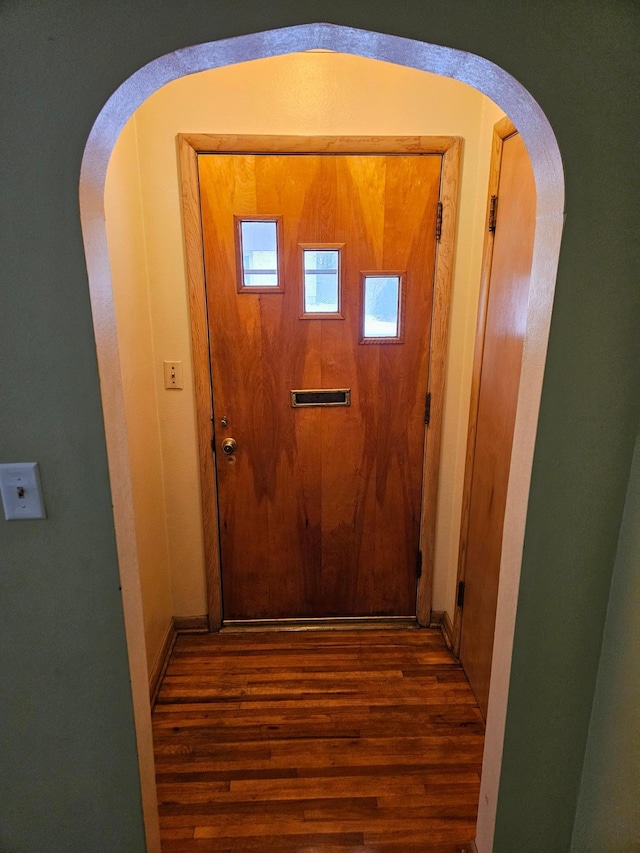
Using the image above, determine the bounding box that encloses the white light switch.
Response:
[0,462,47,520]
[164,360,183,389]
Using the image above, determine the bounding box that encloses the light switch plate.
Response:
[164,360,183,389]
[0,462,47,520]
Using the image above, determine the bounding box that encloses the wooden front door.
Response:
[198,151,442,620]
[456,126,537,717]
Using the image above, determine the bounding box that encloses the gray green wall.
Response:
[1,1,638,850]
[571,430,640,852]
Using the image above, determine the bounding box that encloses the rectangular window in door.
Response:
[234,216,284,292]
[361,272,405,343]
[300,244,344,318]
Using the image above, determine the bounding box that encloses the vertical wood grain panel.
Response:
[377,154,440,614]
[457,130,536,717]
[452,119,515,654]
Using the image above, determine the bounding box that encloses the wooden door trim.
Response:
[417,135,461,626]
[178,133,461,630]
[452,117,516,655]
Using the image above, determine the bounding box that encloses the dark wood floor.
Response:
[152,627,484,852]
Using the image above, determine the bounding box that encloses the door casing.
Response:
[178,133,461,629]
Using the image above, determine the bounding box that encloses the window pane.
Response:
[240,220,278,287]
[363,276,400,338]
[303,250,339,313]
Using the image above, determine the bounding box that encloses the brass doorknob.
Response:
[221,437,238,456]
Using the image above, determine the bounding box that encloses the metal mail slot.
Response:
[290,389,351,408]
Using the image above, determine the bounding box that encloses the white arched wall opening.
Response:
[79,23,564,853]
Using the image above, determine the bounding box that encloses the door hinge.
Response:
[416,550,423,579]
[435,201,443,242]
[424,391,432,425]
[457,580,466,608]
[488,194,498,233]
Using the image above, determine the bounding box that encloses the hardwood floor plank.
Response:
[364,827,477,844]
[161,832,365,852]
[302,803,480,821]
[157,797,379,817]
[153,628,483,851]
[191,815,474,838]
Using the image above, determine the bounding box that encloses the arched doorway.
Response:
[79,23,564,852]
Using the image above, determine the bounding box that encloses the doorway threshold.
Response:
[221,616,419,632]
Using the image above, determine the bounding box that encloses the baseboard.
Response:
[441,610,455,650]
[173,614,209,633]
[428,609,455,651]
[429,609,444,628]
[149,615,210,705]
[148,619,177,707]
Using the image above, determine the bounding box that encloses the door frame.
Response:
[178,133,462,629]
[452,116,517,656]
